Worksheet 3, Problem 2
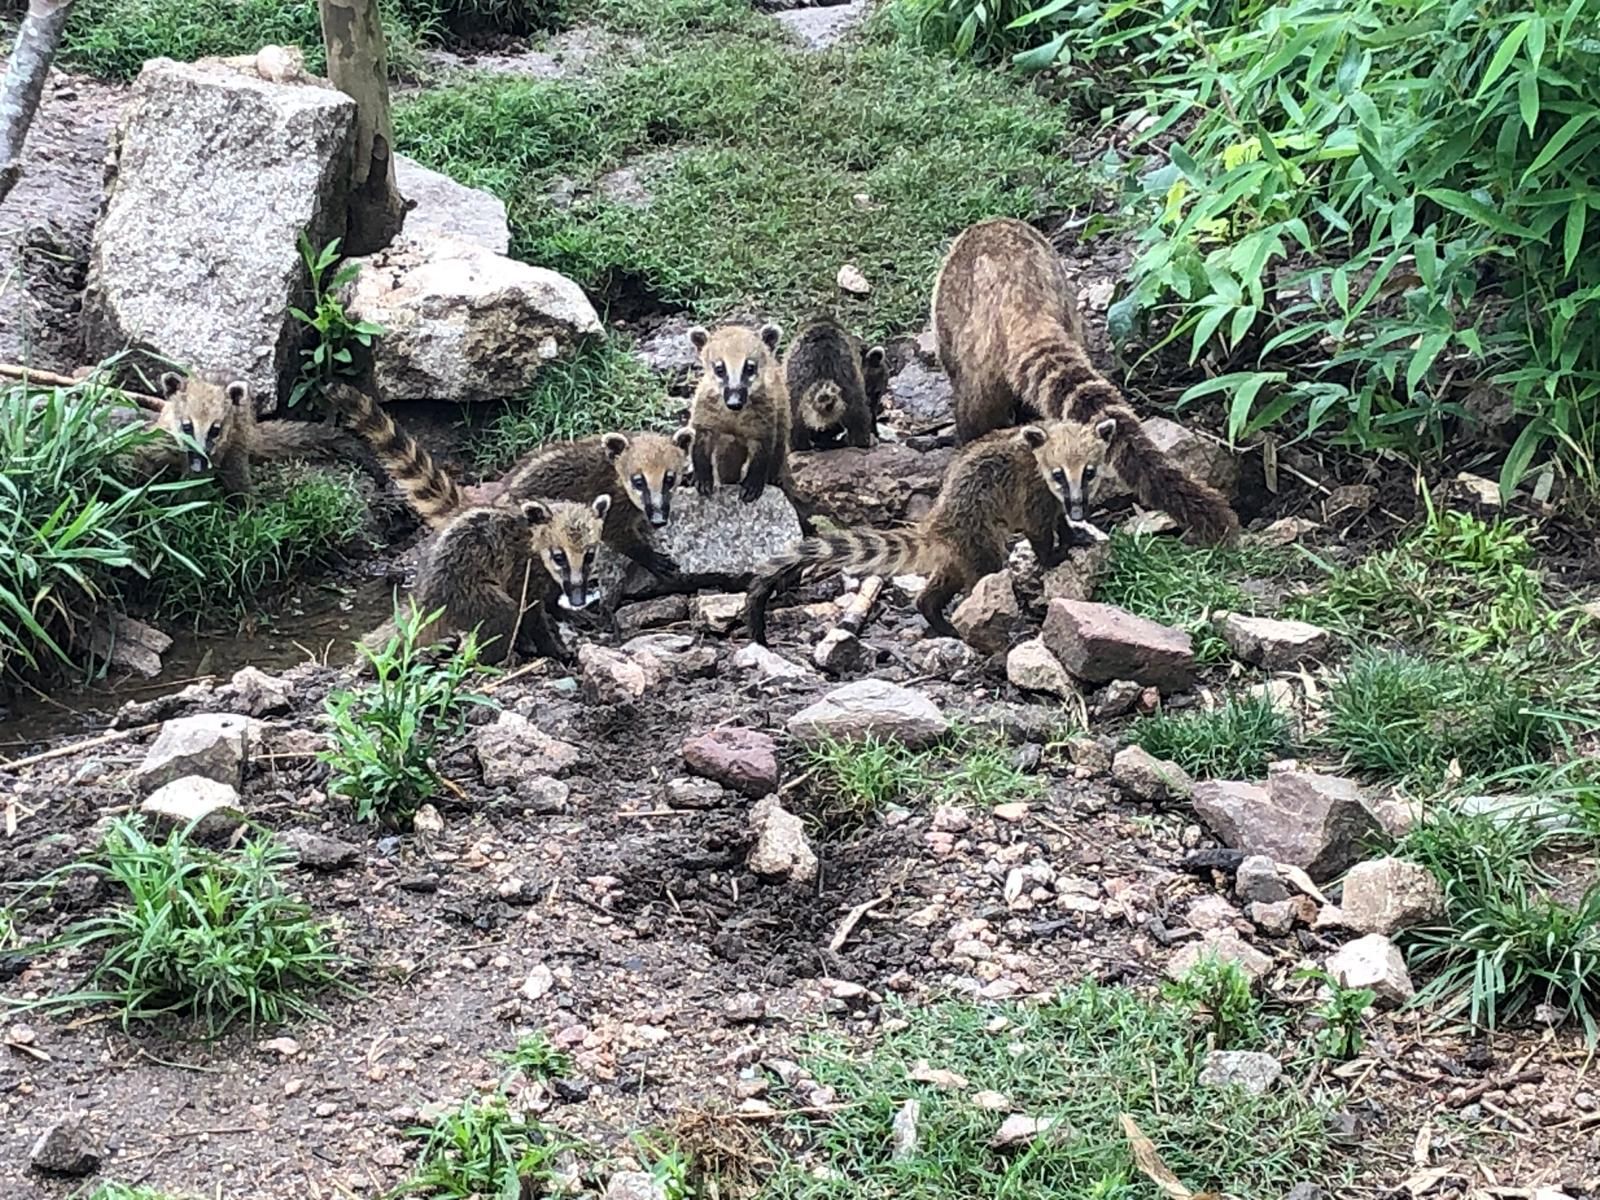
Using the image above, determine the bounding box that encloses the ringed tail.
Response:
[746,527,926,644]
[251,419,349,461]
[1103,405,1240,544]
[1005,320,1121,422]
[327,382,462,528]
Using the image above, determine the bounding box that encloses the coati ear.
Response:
[864,345,886,366]
[592,493,612,519]
[522,500,553,526]
[671,426,695,452]
[759,322,782,352]
[225,381,250,407]
[601,432,630,460]
[1020,425,1048,450]
[1095,417,1118,442]
[687,325,709,352]
[159,371,184,398]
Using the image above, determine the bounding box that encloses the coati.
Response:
[365,495,611,666]
[747,418,1118,645]
[687,322,794,502]
[784,317,879,451]
[931,217,1238,542]
[127,371,344,495]
[861,340,890,422]
[498,428,696,578]
[325,381,464,528]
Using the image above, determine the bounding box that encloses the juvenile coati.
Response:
[862,341,889,422]
[746,418,1118,645]
[365,495,611,666]
[931,217,1238,542]
[784,317,878,451]
[687,322,794,502]
[324,382,464,527]
[498,428,696,578]
[127,371,344,495]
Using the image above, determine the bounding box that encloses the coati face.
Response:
[861,344,888,404]
[526,495,611,611]
[689,323,782,412]
[602,427,694,528]
[1023,418,1116,523]
[160,372,248,475]
[801,383,845,429]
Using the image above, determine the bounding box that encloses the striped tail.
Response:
[746,527,924,645]
[326,382,462,528]
[252,419,351,461]
[1103,405,1240,544]
[1006,319,1122,423]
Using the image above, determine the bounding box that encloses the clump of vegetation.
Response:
[765,980,1340,1200]
[289,235,386,411]
[11,819,347,1035]
[1096,531,1293,663]
[87,1185,188,1200]
[1322,649,1571,786]
[323,602,494,828]
[1130,693,1293,779]
[1162,957,1264,1048]
[394,1094,571,1200]
[498,1031,574,1082]
[1300,968,1375,1061]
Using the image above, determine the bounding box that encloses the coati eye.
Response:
[631,474,647,491]
[1053,469,1067,487]
[209,423,222,438]
[663,473,676,489]
[712,361,727,379]
[1084,467,1097,482]
[180,421,194,436]
[584,547,596,564]
[742,360,756,379]
[551,550,568,567]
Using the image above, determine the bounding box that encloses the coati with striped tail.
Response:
[126,371,345,496]
[931,217,1238,543]
[747,417,1119,645]
[784,317,881,451]
[498,428,695,579]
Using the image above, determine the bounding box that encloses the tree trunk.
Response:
[318,0,409,255]
[0,0,77,208]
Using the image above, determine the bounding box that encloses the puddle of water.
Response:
[0,576,400,754]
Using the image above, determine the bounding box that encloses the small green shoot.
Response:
[289,235,386,409]
[1161,956,1263,1049]
[392,1094,572,1200]
[1299,968,1374,1061]
[1130,694,1292,779]
[498,1031,574,1082]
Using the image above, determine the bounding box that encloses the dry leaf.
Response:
[891,1098,920,1160]
[1004,868,1024,905]
[909,1061,969,1090]
[971,1089,1010,1110]
[521,964,555,1001]
[990,1113,1058,1148]
[1401,1167,1455,1196]
[1412,1119,1432,1167]
[1120,1114,1191,1200]
[1275,862,1329,905]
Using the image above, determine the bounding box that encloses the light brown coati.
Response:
[931,217,1238,543]
[747,418,1118,644]
[687,322,794,502]
[365,495,611,666]
[324,381,464,528]
[784,316,877,451]
[498,428,696,578]
[127,371,345,495]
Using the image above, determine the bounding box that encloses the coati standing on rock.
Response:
[499,428,696,578]
[746,417,1120,644]
[687,323,794,502]
[932,217,1238,543]
[784,317,882,451]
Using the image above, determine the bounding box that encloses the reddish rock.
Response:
[789,441,953,526]
[682,728,780,797]
[1193,769,1380,882]
[1041,599,1195,691]
[952,570,1021,655]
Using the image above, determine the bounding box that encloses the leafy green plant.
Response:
[634,1133,693,1200]
[8,818,347,1035]
[322,601,494,828]
[393,1094,571,1200]
[806,734,922,829]
[934,728,1043,807]
[498,1031,574,1082]
[289,235,385,409]
[894,0,1056,64]
[1130,693,1293,779]
[85,1184,188,1200]
[1162,956,1263,1048]
[1299,967,1374,1060]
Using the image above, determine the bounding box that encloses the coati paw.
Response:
[696,474,715,498]
[642,550,680,578]
[739,479,765,504]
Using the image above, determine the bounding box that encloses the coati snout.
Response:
[529,494,611,611]
[601,427,694,528]
[161,371,248,475]
[689,323,782,411]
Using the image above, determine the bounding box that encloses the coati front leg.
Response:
[521,583,573,664]
[612,509,679,579]
[469,591,521,667]
[692,432,720,498]
[916,570,964,640]
[791,419,816,453]
[740,438,774,504]
[216,447,252,499]
[843,403,874,450]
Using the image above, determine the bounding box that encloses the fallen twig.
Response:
[0,723,159,773]
[0,362,163,411]
[836,574,884,637]
[828,889,891,953]
[1444,1069,1544,1108]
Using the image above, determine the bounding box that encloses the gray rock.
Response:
[29,1119,100,1177]
[884,359,953,423]
[345,232,601,404]
[228,666,294,717]
[140,776,245,837]
[605,1171,668,1200]
[1112,745,1192,803]
[1284,1186,1326,1200]
[619,633,716,679]
[1247,899,1298,935]
[787,679,949,748]
[1325,933,1414,1005]
[1005,638,1079,700]
[1040,542,1111,605]
[732,643,814,682]
[666,777,725,809]
[1187,894,1242,932]
[393,154,509,254]
[693,592,747,634]
[1166,929,1273,982]
[475,711,579,785]
[1091,679,1144,718]
[88,612,172,679]
[813,627,871,676]
[278,829,359,872]
[774,0,869,50]
[579,643,661,705]
[951,570,1021,655]
[1041,599,1195,691]
[516,775,571,814]
[633,316,702,378]
[682,727,779,798]
[1214,612,1332,669]
[1065,735,1114,775]
[789,442,953,526]
[627,487,802,585]
[614,594,689,639]
[1193,770,1380,882]
[1101,416,1239,502]
[1199,1050,1282,1096]
[724,991,767,1024]
[1235,855,1290,904]
[747,796,818,884]
[909,637,979,677]
[1456,793,1577,833]
[135,713,249,793]
[1339,857,1446,936]
[83,58,355,410]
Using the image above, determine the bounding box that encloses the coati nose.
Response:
[1070,504,1085,522]
[565,585,591,610]
[649,511,668,528]
[724,389,746,410]
[187,453,208,474]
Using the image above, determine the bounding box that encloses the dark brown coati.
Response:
[861,340,889,422]
[931,217,1238,542]
[784,316,876,450]
[746,418,1119,644]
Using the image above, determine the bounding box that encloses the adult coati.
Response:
[746,416,1123,645]
[784,316,881,451]
[931,217,1237,543]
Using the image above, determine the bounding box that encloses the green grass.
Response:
[9,818,348,1035]
[394,21,1093,337]
[85,1186,188,1200]
[1095,531,1294,664]
[498,1031,574,1081]
[394,1094,573,1200]
[1129,693,1293,779]
[471,336,672,471]
[1322,650,1574,788]
[139,462,371,625]
[753,979,1343,1200]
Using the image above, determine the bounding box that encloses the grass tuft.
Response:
[498,1031,574,1082]
[394,1094,573,1200]
[86,1186,188,1200]
[1129,694,1292,779]
[12,818,347,1035]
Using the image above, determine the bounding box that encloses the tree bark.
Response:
[0,0,76,208]
[318,0,409,255]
